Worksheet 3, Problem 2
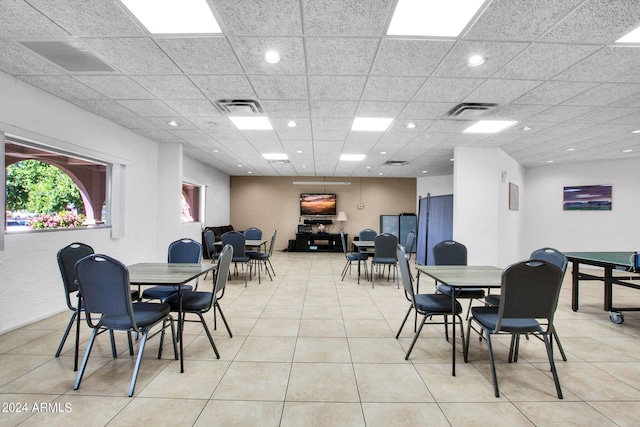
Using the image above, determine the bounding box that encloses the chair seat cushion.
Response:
[372,257,396,264]
[471,306,541,333]
[249,252,269,260]
[347,253,368,261]
[142,284,193,300]
[437,284,485,299]
[165,291,212,312]
[484,294,501,306]
[102,302,170,329]
[232,256,250,262]
[414,293,463,315]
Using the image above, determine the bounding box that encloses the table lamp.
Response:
[336,211,348,230]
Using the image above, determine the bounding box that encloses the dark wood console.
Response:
[294,233,345,252]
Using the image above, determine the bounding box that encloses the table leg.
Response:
[604,266,613,312]
[571,261,579,311]
[451,286,456,376]
[178,289,184,373]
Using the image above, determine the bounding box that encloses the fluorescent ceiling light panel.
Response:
[340,154,366,161]
[262,153,288,160]
[616,26,640,43]
[351,117,394,131]
[121,0,221,34]
[463,120,518,134]
[229,116,273,130]
[387,0,486,37]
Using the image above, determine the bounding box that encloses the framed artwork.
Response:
[509,182,519,211]
[563,185,612,211]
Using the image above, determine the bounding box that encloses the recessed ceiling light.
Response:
[421,170,428,173]
[450,158,454,161]
[521,126,533,131]
[247,171,253,174]
[302,165,307,168]
[167,120,179,127]
[287,120,297,127]
[340,154,366,161]
[212,149,220,153]
[566,148,576,151]
[229,116,273,130]
[406,123,417,129]
[237,164,243,167]
[366,166,372,169]
[296,150,303,153]
[547,160,555,163]
[463,120,518,134]
[380,151,388,155]
[631,129,640,134]
[351,117,394,131]
[378,172,384,176]
[262,153,288,160]
[387,0,486,37]
[623,149,634,153]
[264,50,280,64]
[121,0,221,34]
[616,25,640,43]
[467,55,485,67]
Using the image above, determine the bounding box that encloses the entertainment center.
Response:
[294,232,346,252]
[291,192,346,252]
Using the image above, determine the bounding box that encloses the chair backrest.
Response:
[404,230,416,257]
[359,229,377,242]
[214,244,233,297]
[267,229,277,256]
[75,254,138,330]
[168,238,202,264]
[433,240,467,266]
[530,247,568,274]
[374,233,398,259]
[397,246,416,305]
[203,229,216,259]
[221,231,247,260]
[339,229,348,256]
[496,259,564,330]
[243,227,262,240]
[57,242,94,309]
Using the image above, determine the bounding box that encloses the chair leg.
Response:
[552,328,568,362]
[543,334,564,399]
[263,260,273,281]
[109,330,117,358]
[128,329,149,397]
[341,261,350,281]
[214,301,233,338]
[484,329,500,398]
[267,259,276,277]
[395,305,413,339]
[197,313,220,359]
[405,314,429,360]
[74,327,99,391]
[55,311,77,358]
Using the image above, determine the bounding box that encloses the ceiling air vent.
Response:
[215,99,264,114]
[384,160,407,166]
[446,103,497,120]
[269,159,290,165]
[17,40,114,72]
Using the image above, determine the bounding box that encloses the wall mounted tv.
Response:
[300,193,337,216]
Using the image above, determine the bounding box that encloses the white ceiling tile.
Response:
[163,100,222,117]
[308,75,366,100]
[156,37,242,74]
[80,37,181,74]
[553,46,640,82]
[514,81,598,105]
[229,37,305,74]
[74,75,154,99]
[71,99,136,119]
[191,75,257,100]
[131,75,205,99]
[261,100,310,117]
[464,79,543,104]
[17,75,104,99]
[303,0,393,36]
[399,102,458,120]
[211,0,302,35]
[248,75,308,99]
[306,38,379,75]
[0,39,65,75]
[116,100,178,116]
[433,41,528,78]
[310,100,358,118]
[361,76,425,101]
[372,39,454,77]
[0,0,70,37]
[562,83,640,106]
[413,78,485,103]
[356,101,407,117]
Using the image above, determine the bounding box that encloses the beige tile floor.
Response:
[1,251,640,426]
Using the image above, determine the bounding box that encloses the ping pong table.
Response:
[563,251,639,324]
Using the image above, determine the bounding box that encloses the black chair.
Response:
[371,233,398,288]
[141,238,202,301]
[74,254,178,397]
[395,246,465,368]
[249,229,277,284]
[221,231,251,287]
[166,244,234,359]
[339,229,369,281]
[433,240,485,318]
[465,259,565,399]
[202,229,217,280]
[56,242,138,371]
[485,247,568,361]
[404,230,416,261]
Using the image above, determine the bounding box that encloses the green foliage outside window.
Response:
[6,159,85,217]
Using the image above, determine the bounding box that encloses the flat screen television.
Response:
[300,193,337,216]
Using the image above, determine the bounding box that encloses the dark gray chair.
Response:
[56,242,138,371]
[74,254,178,397]
[221,231,251,287]
[395,246,465,369]
[465,259,565,399]
[485,247,568,361]
[249,229,277,283]
[166,244,234,358]
[339,229,368,281]
[141,238,202,301]
[371,233,398,288]
[404,230,416,260]
[202,229,217,280]
[358,228,377,258]
[433,240,485,318]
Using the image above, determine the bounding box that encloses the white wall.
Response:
[0,72,230,333]
[453,146,524,267]
[523,158,640,253]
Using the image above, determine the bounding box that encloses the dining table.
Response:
[415,264,503,375]
[128,262,216,373]
[351,240,374,283]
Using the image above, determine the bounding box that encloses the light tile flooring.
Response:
[1,251,640,426]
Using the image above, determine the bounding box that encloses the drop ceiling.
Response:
[2,0,640,177]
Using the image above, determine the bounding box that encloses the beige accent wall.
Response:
[230,176,417,250]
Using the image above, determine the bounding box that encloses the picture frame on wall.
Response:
[509,182,519,211]
[563,184,612,211]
